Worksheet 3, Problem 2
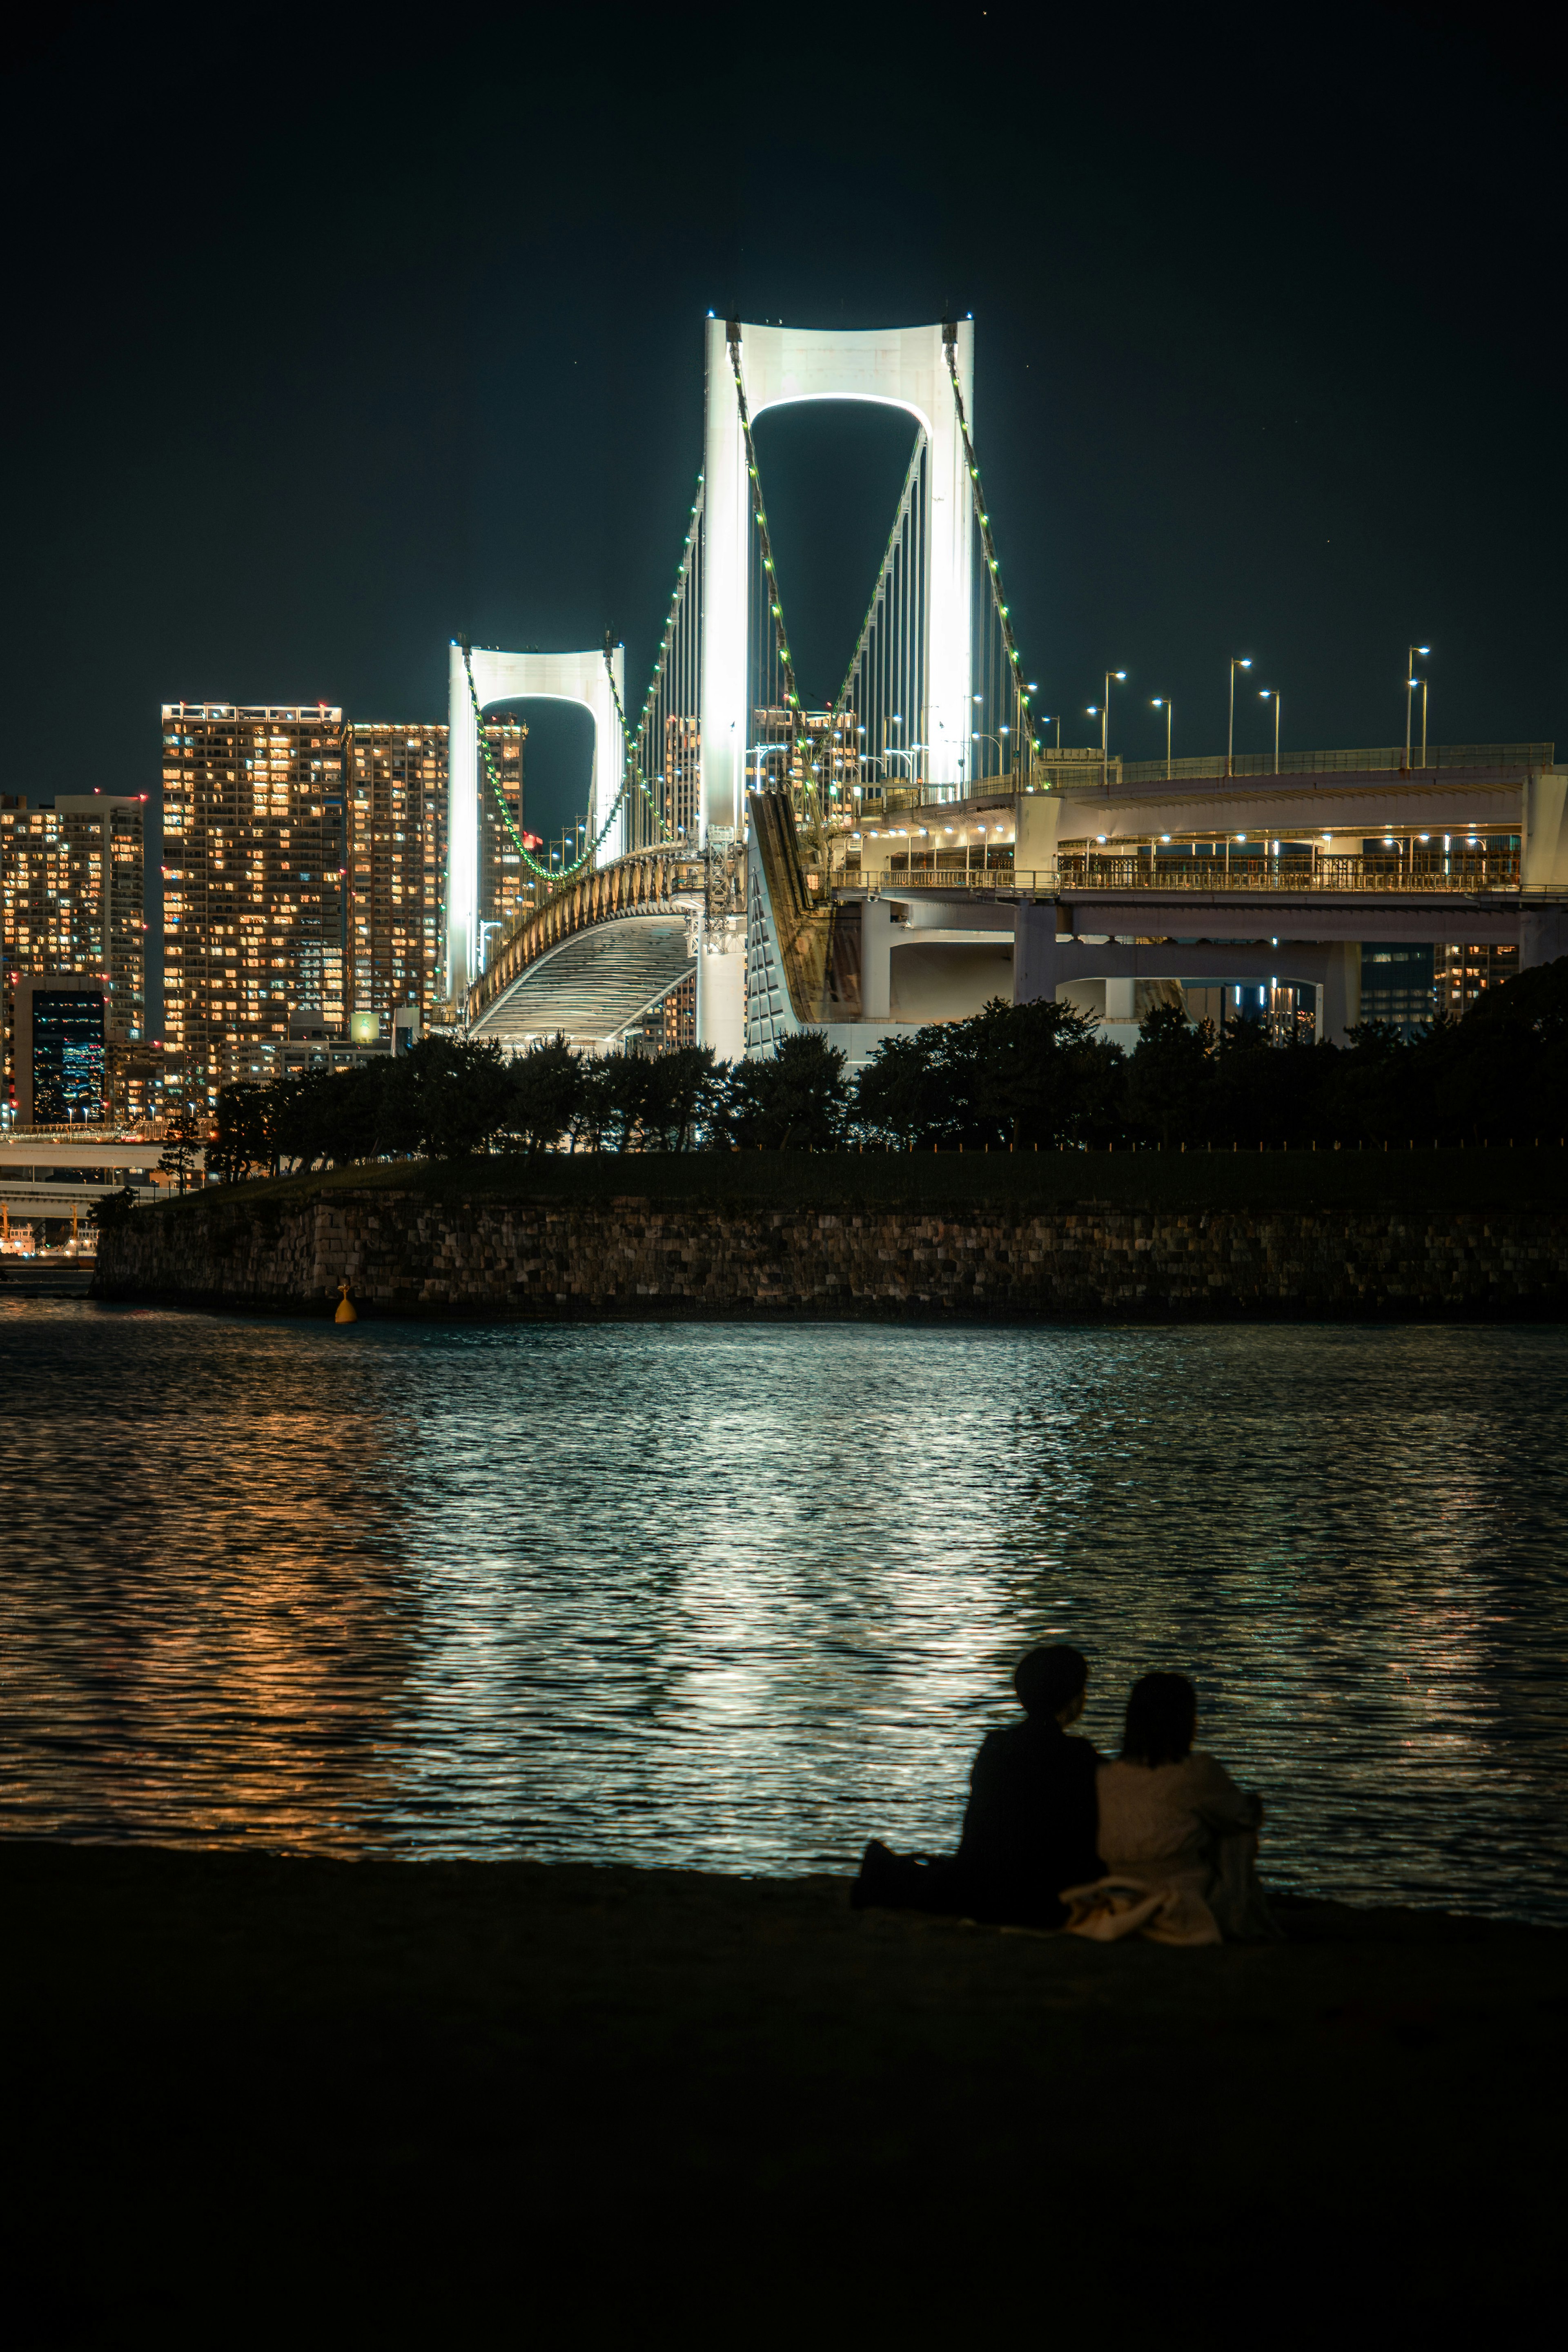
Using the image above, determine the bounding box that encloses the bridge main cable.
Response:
[460,637,635,886]
[728,323,802,723]
[944,330,1042,773]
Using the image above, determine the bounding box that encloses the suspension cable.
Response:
[461,640,630,885]
[727,323,801,721]
[601,634,673,844]
[944,332,1040,765]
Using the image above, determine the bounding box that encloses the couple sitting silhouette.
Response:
[852,1645,1275,1946]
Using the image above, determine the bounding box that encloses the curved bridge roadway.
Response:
[468,847,706,1051]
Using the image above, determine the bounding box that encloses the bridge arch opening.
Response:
[445,640,625,1001]
[479,696,596,864]
[747,400,923,709]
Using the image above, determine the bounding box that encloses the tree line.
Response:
[203,955,1568,1178]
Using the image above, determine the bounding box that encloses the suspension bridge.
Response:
[452,314,1568,1065]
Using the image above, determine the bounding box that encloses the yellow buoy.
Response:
[334,1279,357,1324]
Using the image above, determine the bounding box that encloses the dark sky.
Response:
[5,0,1563,862]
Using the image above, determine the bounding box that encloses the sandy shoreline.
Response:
[4,1841,1564,2344]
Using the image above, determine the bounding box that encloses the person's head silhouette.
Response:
[1013,1644,1089,1728]
[1120,1671,1198,1766]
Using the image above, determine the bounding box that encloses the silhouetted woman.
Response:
[1085,1672,1276,1942]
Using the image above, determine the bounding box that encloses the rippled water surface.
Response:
[3,1301,1567,1918]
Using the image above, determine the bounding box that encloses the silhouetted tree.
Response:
[270,1068,340,1171]
[506,1037,586,1155]
[850,1032,931,1149]
[158,1107,204,1195]
[723,1030,848,1149]
[209,1081,275,1182]
[89,1185,139,1238]
[382,1036,512,1160]
[853,999,1121,1150]
[1124,1002,1216,1146]
[640,1046,725,1150]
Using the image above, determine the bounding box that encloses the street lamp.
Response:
[882,744,929,795]
[1405,646,1431,769]
[746,743,787,788]
[1227,658,1253,777]
[1152,697,1173,780]
[1259,688,1280,772]
[1098,669,1127,791]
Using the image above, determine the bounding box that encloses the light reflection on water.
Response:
[3,1301,1566,1920]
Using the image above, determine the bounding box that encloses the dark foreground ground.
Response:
[4,1845,1565,2348]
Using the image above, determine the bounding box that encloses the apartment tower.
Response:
[1,792,147,1123]
[161,704,348,1101]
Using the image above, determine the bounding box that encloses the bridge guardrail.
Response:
[828,858,1546,897]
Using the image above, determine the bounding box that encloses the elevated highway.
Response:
[745,748,1568,1057]
[0,1138,162,1218]
[456,749,1568,1065]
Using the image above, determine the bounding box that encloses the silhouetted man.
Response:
[851,1646,1102,1930]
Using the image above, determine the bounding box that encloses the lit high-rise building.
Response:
[161,704,347,1101]
[476,718,535,958]
[347,718,532,1016]
[2,792,147,1123]
[346,725,448,1024]
[662,716,700,842]
[1439,941,1519,1017]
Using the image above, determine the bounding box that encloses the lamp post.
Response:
[1405,646,1430,769]
[1259,688,1280,772]
[1420,675,1429,768]
[1100,669,1127,791]
[746,743,787,787]
[1152,697,1173,780]
[1227,658,1252,777]
[882,744,929,802]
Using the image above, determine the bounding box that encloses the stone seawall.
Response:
[92,1188,1568,1320]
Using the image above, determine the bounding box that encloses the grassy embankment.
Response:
[2,1842,1563,2346]
[144,1142,1568,1221]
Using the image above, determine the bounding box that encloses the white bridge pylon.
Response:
[697,317,975,1056]
[699,315,976,840]
[446,640,626,1003]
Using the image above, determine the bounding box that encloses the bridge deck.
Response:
[472,916,693,1049]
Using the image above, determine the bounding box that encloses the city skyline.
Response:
[2,5,1564,844]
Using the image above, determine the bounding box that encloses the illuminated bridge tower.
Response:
[445,643,625,1005]
[698,317,976,1056]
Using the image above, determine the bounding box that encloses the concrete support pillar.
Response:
[862,897,895,1020]
[1320,942,1361,1043]
[1012,901,1060,1005]
[696,940,746,1060]
[1105,974,1136,1022]
[1521,908,1568,970]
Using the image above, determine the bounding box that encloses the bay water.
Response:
[4,1300,1565,1920]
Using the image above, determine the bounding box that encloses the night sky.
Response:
[5,0,1563,873]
